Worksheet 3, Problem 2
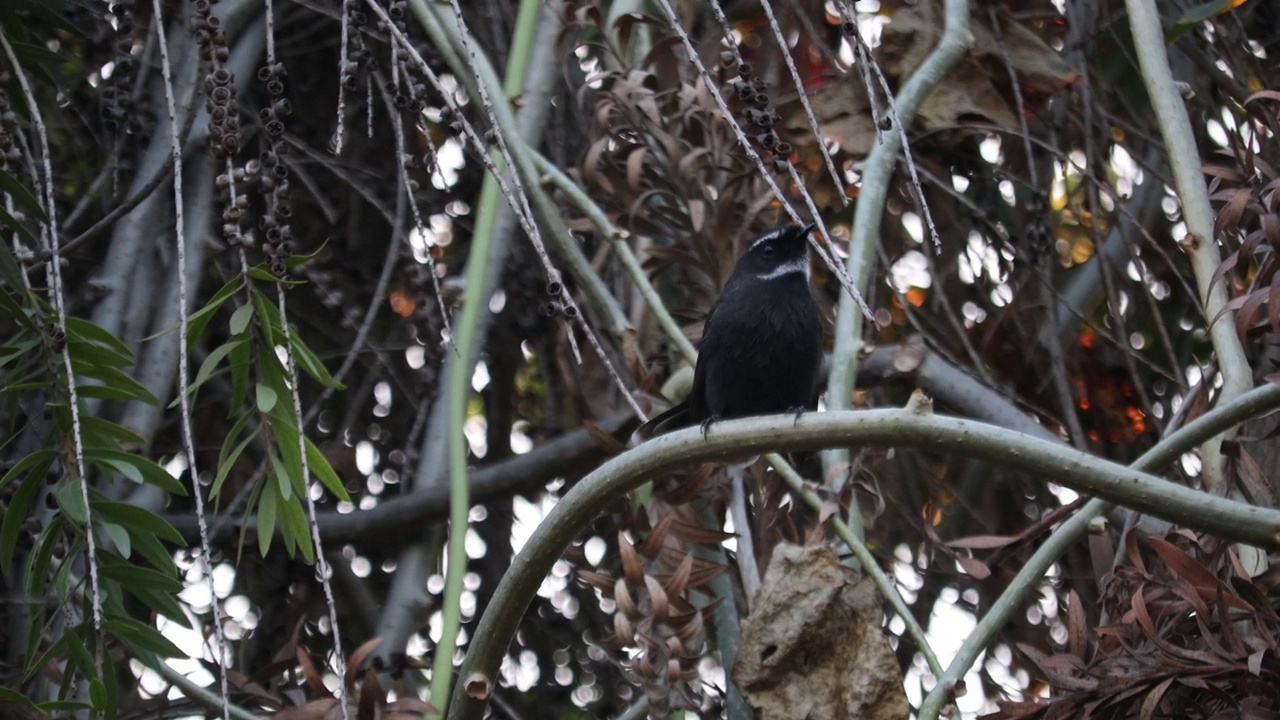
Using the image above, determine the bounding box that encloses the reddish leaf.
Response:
[956,555,991,579]
[1138,676,1175,720]
[1067,589,1088,659]
[946,534,1021,550]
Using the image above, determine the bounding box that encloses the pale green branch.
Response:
[917,382,1280,718]
[448,404,1280,720]
[1124,0,1252,486]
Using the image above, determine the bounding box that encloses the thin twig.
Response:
[755,0,846,200]
[0,26,102,656]
[152,5,231,717]
[654,0,874,321]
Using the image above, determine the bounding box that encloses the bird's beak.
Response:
[801,223,817,239]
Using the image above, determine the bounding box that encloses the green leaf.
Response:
[0,687,32,703]
[229,302,254,336]
[64,316,133,357]
[33,701,93,712]
[91,500,185,545]
[1167,0,1230,43]
[229,335,251,415]
[100,563,183,593]
[77,415,146,448]
[105,617,184,658]
[178,338,245,407]
[256,383,278,413]
[270,451,292,501]
[24,518,61,598]
[306,436,350,502]
[279,487,314,563]
[212,414,255,499]
[257,476,277,556]
[0,283,36,330]
[270,420,304,499]
[185,277,242,342]
[86,449,185,495]
[56,480,89,524]
[62,625,97,685]
[252,289,283,345]
[70,360,159,405]
[288,328,344,389]
[89,680,107,711]
[67,339,134,370]
[100,521,131,559]
[0,447,55,492]
[129,584,193,628]
[77,383,154,402]
[0,166,48,223]
[0,452,53,573]
[126,528,180,578]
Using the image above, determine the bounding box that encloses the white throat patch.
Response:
[749,227,790,251]
[756,255,809,280]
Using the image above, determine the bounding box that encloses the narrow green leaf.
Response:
[0,216,38,292]
[256,383,278,413]
[0,452,49,574]
[126,528,180,578]
[185,277,242,342]
[269,451,292,501]
[77,415,146,447]
[62,625,96,684]
[64,316,133,357]
[56,480,89,524]
[257,476,277,556]
[70,360,159,405]
[105,617,184,657]
[66,338,134,369]
[0,448,55,491]
[129,585,193,628]
[306,436,350,502]
[229,303,254,336]
[0,687,31,703]
[279,488,314,563]
[288,328,344,389]
[229,336,251,415]
[0,166,48,223]
[212,416,256,499]
[178,338,245,407]
[91,500,185,545]
[33,700,93,712]
[89,680,107,711]
[1167,0,1230,42]
[100,564,183,593]
[100,521,131,559]
[86,449,185,495]
[24,518,61,599]
[251,289,283,345]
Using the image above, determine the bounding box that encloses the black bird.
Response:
[643,224,824,436]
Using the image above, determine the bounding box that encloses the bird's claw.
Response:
[700,415,719,439]
[788,406,806,427]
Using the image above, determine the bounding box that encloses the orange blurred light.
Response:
[389,289,416,317]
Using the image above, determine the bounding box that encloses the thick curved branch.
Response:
[448,404,1280,720]
[918,381,1280,719]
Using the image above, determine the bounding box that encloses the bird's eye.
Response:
[761,245,777,258]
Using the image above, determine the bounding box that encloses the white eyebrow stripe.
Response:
[755,255,809,280]
[749,227,790,250]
